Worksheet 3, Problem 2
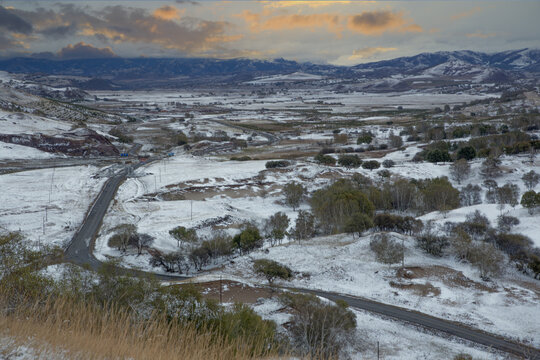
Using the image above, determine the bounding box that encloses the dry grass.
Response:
[0,297,285,360]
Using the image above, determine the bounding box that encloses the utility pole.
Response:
[377,341,380,360]
[219,275,223,304]
[402,237,405,269]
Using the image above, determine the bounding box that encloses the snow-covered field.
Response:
[93,146,540,350]
[0,110,72,135]
[0,166,106,248]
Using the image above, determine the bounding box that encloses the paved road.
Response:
[290,288,539,359]
[62,154,539,358]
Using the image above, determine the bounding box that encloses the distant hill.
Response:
[0,49,537,89]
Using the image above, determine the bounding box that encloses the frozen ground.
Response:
[0,110,72,135]
[0,142,59,160]
[0,165,106,248]
[253,297,511,360]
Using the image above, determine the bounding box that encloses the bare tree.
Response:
[522,170,540,190]
[460,184,482,206]
[480,157,502,179]
[450,159,471,184]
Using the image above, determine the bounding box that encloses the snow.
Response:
[0,166,106,248]
[0,110,72,135]
[0,142,58,159]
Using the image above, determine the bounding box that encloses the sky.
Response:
[0,1,539,65]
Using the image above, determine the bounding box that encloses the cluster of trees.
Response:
[108,224,154,255]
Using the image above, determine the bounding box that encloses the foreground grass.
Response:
[0,296,285,360]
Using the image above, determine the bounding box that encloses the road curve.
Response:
[63,156,539,358]
[289,287,540,359]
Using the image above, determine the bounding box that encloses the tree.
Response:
[369,233,403,265]
[293,210,315,241]
[416,234,449,257]
[357,131,373,144]
[280,293,356,360]
[419,177,460,214]
[337,154,362,169]
[468,242,504,280]
[253,259,293,285]
[522,170,540,190]
[169,226,198,248]
[283,181,305,211]
[361,160,380,171]
[460,184,482,206]
[311,180,374,234]
[344,212,374,238]
[457,146,476,160]
[109,224,136,252]
[521,190,539,214]
[450,159,471,184]
[264,212,290,246]
[496,183,520,209]
[129,233,154,255]
[480,157,502,179]
[389,133,403,148]
[232,225,263,254]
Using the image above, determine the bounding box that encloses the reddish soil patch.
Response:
[396,266,497,293]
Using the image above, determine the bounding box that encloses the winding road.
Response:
[63,159,539,359]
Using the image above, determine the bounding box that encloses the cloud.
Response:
[239,10,343,36]
[451,7,482,21]
[466,32,496,39]
[0,6,33,34]
[347,10,422,35]
[261,1,353,8]
[153,5,183,21]
[351,46,397,58]
[57,42,117,59]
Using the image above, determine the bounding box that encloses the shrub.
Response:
[265,160,290,169]
[425,149,451,163]
[497,215,520,232]
[417,234,449,257]
[230,156,252,161]
[337,154,362,169]
[357,132,373,144]
[520,190,540,214]
[370,233,403,265]
[361,160,380,171]
[456,146,476,160]
[522,170,540,190]
[253,259,293,284]
[382,159,395,168]
[280,293,356,360]
[314,153,336,165]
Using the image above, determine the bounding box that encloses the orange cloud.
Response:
[238,10,343,36]
[466,32,496,39]
[348,11,422,35]
[153,5,183,21]
[351,46,397,59]
[451,6,482,21]
[261,1,353,8]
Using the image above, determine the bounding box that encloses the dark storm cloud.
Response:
[0,6,33,34]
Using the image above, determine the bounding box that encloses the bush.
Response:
[253,259,293,284]
[373,214,423,235]
[361,160,380,171]
[522,170,540,190]
[280,293,356,360]
[265,160,290,169]
[382,159,395,168]
[521,190,540,214]
[357,133,373,144]
[230,156,252,161]
[337,154,362,169]
[497,215,520,232]
[314,153,336,165]
[370,233,403,265]
[417,234,449,257]
[456,146,476,160]
[425,149,451,163]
